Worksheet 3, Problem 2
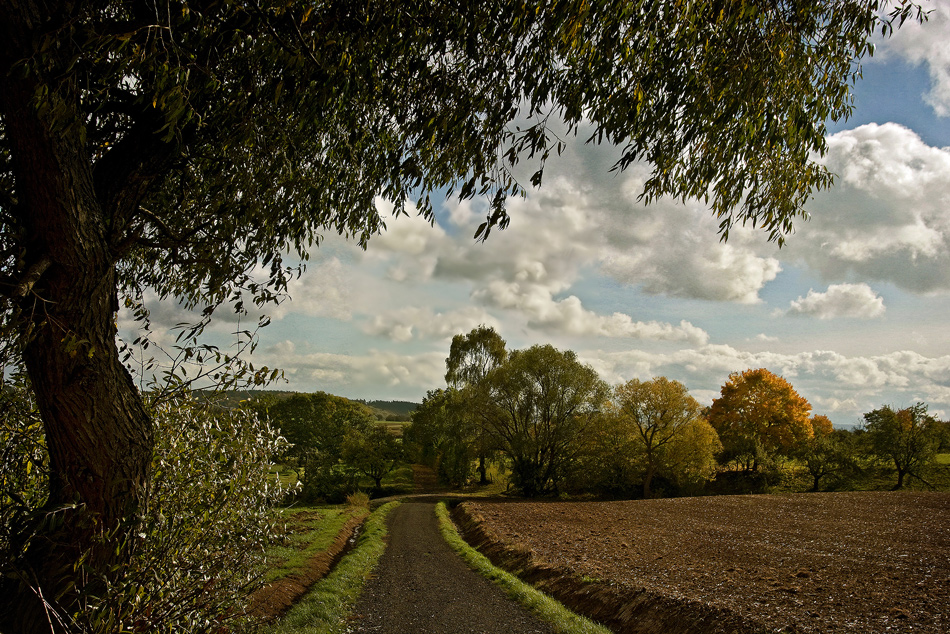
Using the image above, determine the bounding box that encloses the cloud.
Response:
[874,1,950,116]
[255,340,447,398]
[589,344,950,425]
[362,306,500,342]
[798,123,950,291]
[787,283,886,319]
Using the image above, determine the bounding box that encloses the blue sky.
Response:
[123,3,950,427]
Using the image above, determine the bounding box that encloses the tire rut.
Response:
[347,501,557,634]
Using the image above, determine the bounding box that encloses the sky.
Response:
[122,3,950,428]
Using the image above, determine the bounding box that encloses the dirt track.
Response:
[347,500,556,634]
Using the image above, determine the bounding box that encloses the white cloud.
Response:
[362,306,500,342]
[590,344,950,424]
[788,283,886,319]
[875,1,950,116]
[256,340,447,398]
[799,123,950,291]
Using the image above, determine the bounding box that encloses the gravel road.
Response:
[347,500,557,634]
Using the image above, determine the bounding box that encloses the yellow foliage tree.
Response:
[708,368,813,470]
[613,377,711,498]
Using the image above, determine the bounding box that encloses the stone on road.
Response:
[348,500,557,634]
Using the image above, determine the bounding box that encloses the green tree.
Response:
[0,0,920,627]
[797,418,859,492]
[405,388,475,487]
[863,403,941,490]
[484,344,608,497]
[662,417,723,495]
[445,326,508,484]
[708,368,813,471]
[342,426,403,490]
[612,377,706,498]
[264,392,375,502]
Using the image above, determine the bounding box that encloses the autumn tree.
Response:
[708,368,813,471]
[445,326,508,484]
[483,344,608,497]
[0,0,921,627]
[863,403,941,490]
[612,377,707,498]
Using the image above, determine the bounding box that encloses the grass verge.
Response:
[435,502,610,634]
[265,506,364,583]
[263,501,399,634]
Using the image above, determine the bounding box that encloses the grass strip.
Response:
[435,502,611,634]
[265,506,362,583]
[263,501,399,634]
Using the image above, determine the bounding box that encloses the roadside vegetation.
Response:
[261,502,397,634]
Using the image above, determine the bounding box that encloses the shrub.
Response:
[1,390,290,633]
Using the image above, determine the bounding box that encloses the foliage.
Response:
[260,392,377,503]
[445,326,508,485]
[708,368,813,470]
[264,502,398,634]
[404,388,475,487]
[797,428,860,492]
[1,393,287,632]
[661,417,723,496]
[862,403,941,490]
[611,377,709,498]
[484,345,609,497]
[341,426,403,490]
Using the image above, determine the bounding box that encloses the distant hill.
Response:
[191,390,419,420]
[360,400,419,420]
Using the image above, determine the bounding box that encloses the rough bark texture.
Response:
[0,2,155,630]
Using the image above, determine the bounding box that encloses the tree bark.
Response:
[0,12,154,630]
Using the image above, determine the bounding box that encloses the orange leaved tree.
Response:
[708,368,813,471]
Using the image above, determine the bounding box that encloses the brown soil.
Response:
[246,510,368,621]
[454,492,950,634]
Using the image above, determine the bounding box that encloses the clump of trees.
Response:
[257,392,405,502]
[862,403,942,490]
[408,328,721,498]
[410,336,950,498]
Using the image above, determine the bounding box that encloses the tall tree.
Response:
[445,326,507,484]
[708,368,813,470]
[863,403,940,490]
[0,0,920,628]
[484,344,608,497]
[612,377,705,498]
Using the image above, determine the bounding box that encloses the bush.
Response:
[1,390,290,633]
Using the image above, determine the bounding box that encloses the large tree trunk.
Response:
[0,26,153,632]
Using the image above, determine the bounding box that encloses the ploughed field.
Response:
[455,492,950,634]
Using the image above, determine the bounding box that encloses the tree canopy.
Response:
[484,344,608,496]
[708,368,813,469]
[0,0,922,629]
[863,403,941,489]
[612,377,706,498]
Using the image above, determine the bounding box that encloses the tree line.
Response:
[406,327,950,498]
